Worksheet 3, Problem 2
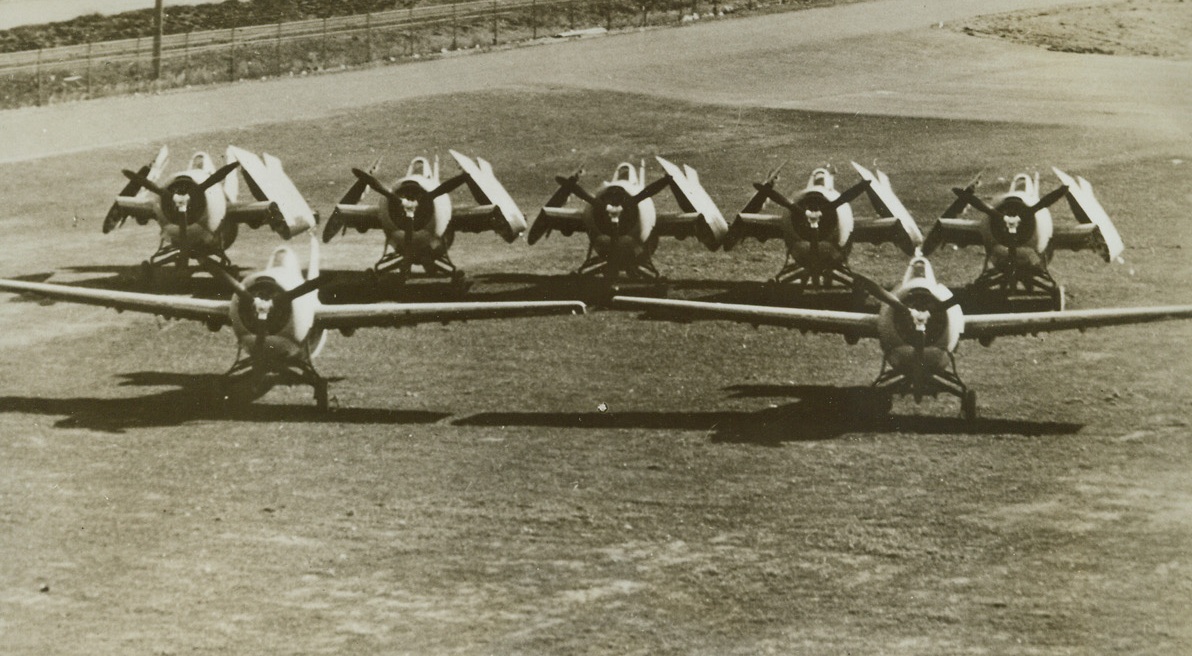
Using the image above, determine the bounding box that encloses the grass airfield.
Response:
[2,40,1192,656]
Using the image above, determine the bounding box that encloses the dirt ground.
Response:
[961,0,1192,60]
[1,1,1191,655]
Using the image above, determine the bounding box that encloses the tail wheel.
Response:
[961,389,978,421]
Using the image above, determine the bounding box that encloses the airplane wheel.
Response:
[140,261,155,287]
[1052,285,1066,312]
[961,389,978,421]
[314,380,329,411]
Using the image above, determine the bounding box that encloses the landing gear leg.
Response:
[961,389,978,421]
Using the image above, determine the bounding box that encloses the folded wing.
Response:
[226,146,318,239]
[850,162,923,255]
[448,150,527,242]
[1050,167,1125,262]
[653,156,728,250]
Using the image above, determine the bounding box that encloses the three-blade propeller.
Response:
[122,162,240,253]
[197,257,333,355]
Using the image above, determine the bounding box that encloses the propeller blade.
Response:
[764,161,786,185]
[544,169,583,207]
[831,180,872,208]
[632,175,673,204]
[122,169,167,197]
[951,186,1003,220]
[429,173,469,199]
[754,182,795,209]
[196,257,254,305]
[851,270,908,312]
[352,168,396,199]
[280,274,335,303]
[555,175,595,205]
[199,161,241,191]
[1032,185,1069,212]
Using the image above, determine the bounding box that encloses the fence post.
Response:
[451,0,458,50]
[275,22,282,76]
[36,48,43,106]
[641,3,647,27]
[492,0,498,46]
[407,3,415,56]
[569,0,575,30]
[229,27,236,81]
[532,0,537,39]
[85,41,93,97]
[152,0,163,81]
[321,17,328,66]
[605,0,612,30]
[183,31,190,82]
[366,13,372,62]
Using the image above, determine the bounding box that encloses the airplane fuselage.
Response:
[380,175,454,267]
[229,247,320,370]
[582,181,659,273]
[873,259,965,397]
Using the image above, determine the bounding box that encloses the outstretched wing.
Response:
[1050,168,1125,262]
[315,300,586,331]
[226,146,317,239]
[654,156,728,250]
[0,278,231,327]
[850,162,923,255]
[448,150,526,242]
[613,296,879,339]
[964,305,1192,340]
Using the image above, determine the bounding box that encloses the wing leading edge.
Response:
[613,296,879,338]
[0,278,231,327]
[315,300,587,331]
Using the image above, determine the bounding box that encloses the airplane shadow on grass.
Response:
[455,384,1083,444]
[0,371,449,434]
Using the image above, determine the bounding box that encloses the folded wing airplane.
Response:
[322,150,526,286]
[0,237,584,410]
[527,156,728,280]
[615,253,1190,419]
[723,162,922,289]
[922,168,1124,310]
[103,145,318,281]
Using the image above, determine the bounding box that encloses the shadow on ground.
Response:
[0,371,448,433]
[456,384,1083,444]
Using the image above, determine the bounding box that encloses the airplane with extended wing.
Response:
[321,151,526,287]
[614,253,1192,419]
[527,157,728,281]
[723,162,924,289]
[922,168,1124,310]
[103,145,318,281]
[0,237,585,410]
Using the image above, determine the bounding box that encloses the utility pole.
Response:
[152,0,164,80]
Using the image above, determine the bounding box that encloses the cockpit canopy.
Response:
[1009,173,1037,197]
[406,156,435,180]
[612,162,640,187]
[268,246,300,272]
[808,167,835,191]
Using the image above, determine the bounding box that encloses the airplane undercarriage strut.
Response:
[575,245,660,281]
[871,353,977,420]
[221,350,330,410]
[373,248,467,286]
[971,265,1064,311]
[772,256,855,290]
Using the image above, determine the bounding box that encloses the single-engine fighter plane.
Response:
[723,162,923,289]
[321,151,526,286]
[0,237,584,410]
[103,145,318,281]
[614,253,1191,419]
[527,157,728,280]
[922,168,1125,310]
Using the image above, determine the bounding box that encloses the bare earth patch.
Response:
[961,0,1192,59]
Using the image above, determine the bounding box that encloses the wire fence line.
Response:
[0,0,743,109]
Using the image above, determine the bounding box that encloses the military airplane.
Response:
[614,253,1191,419]
[922,168,1124,310]
[723,162,923,289]
[527,157,727,280]
[103,145,318,281]
[0,237,585,410]
[321,151,525,287]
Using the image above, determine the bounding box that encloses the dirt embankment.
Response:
[961,0,1192,60]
